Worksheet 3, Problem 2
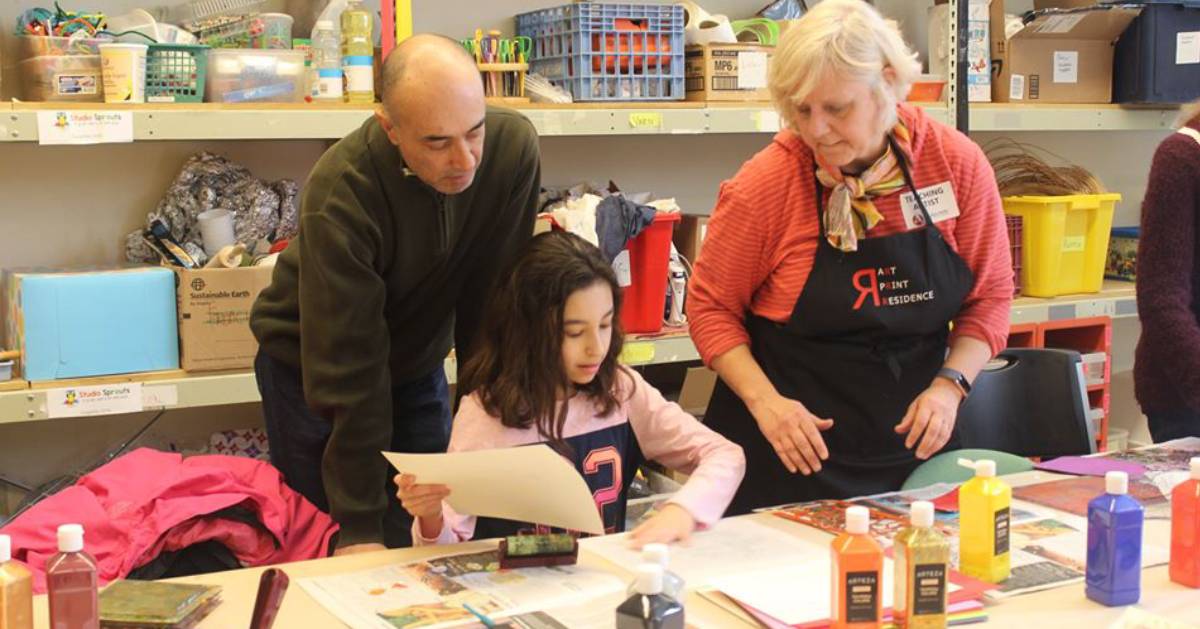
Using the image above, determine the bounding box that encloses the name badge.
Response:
[900,181,960,229]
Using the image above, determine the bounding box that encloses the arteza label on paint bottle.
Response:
[845,571,879,622]
[994,507,1011,555]
[913,564,947,616]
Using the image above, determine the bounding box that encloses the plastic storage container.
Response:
[1113,1,1200,105]
[1106,226,1138,281]
[16,36,107,102]
[205,48,306,103]
[146,44,208,103]
[252,13,293,49]
[621,212,682,334]
[1003,193,1121,297]
[516,3,686,101]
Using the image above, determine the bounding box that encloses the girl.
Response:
[396,231,745,547]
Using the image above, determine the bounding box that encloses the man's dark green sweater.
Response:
[250,108,540,546]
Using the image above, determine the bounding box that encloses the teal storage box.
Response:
[2,266,179,381]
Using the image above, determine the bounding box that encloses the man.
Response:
[250,34,540,554]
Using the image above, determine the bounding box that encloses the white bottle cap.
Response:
[1191,457,1200,480]
[911,501,935,527]
[957,458,996,477]
[57,524,84,553]
[0,534,10,563]
[642,543,669,569]
[1106,471,1129,495]
[846,506,870,535]
[634,563,664,595]
[316,20,333,29]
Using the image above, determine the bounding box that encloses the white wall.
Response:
[0,0,1167,498]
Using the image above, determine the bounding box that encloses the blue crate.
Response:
[516,2,685,102]
[1111,1,1200,104]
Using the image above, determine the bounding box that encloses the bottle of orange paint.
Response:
[1170,457,1200,588]
[831,506,883,629]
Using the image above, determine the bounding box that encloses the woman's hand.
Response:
[395,473,450,539]
[895,379,963,459]
[747,393,834,475]
[628,503,697,549]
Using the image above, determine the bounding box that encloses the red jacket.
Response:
[0,448,337,593]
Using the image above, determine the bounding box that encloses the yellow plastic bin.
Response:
[1002,193,1121,297]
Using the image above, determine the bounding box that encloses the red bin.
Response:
[620,212,681,334]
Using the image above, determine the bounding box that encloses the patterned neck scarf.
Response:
[815,121,913,252]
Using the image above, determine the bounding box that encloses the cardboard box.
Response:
[175,265,274,372]
[929,0,992,102]
[672,214,709,265]
[685,44,773,102]
[1,266,179,381]
[990,3,1140,103]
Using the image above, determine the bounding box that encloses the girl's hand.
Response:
[628,503,697,549]
[395,473,450,520]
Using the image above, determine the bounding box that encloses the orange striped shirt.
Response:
[687,104,1014,365]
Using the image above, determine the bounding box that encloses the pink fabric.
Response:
[0,448,337,593]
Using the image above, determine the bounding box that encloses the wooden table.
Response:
[31,472,1200,627]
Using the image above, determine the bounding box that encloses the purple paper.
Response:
[1035,456,1147,479]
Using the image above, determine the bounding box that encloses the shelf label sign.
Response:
[36,110,133,145]
[629,112,663,130]
[45,383,144,418]
[1178,32,1200,65]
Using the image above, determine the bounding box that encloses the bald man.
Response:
[251,35,540,554]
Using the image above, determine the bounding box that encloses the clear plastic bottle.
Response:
[340,0,375,104]
[0,534,34,629]
[312,20,344,101]
[46,524,98,629]
[616,564,685,629]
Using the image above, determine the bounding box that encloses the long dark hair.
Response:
[459,231,629,453]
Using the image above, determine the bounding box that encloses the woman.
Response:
[687,0,1013,514]
[1135,98,1200,443]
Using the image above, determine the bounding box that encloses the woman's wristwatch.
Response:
[936,367,972,401]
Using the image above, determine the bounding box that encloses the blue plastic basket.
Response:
[516,2,685,102]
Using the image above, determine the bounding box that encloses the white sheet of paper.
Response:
[383,445,604,535]
[584,518,829,588]
[1177,32,1200,65]
[1053,50,1079,83]
[738,51,769,89]
[713,559,896,626]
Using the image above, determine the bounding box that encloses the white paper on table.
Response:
[383,445,604,535]
[712,559,897,626]
[584,518,830,588]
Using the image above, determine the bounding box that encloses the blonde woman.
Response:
[687,0,1013,513]
[1135,98,1200,442]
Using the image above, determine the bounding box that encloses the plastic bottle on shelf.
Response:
[340,0,375,104]
[312,20,343,101]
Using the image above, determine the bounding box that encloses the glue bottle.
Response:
[616,563,684,629]
[894,501,949,629]
[832,506,883,629]
[628,543,685,600]
[0,535,33,629]
[1170,457,1200,587]
[1086,471,1144,606]
[958,458,1011,583]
